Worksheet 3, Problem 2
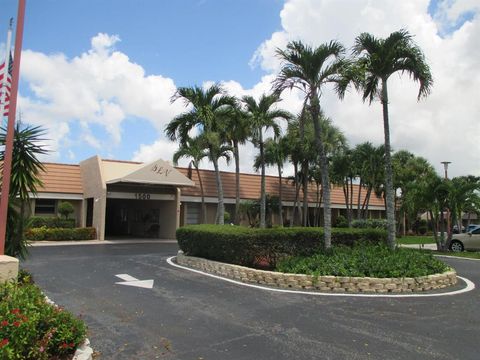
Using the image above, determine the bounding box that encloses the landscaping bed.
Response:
[176,252,457,293]
[0,271,88,359]
[176,225,457,293]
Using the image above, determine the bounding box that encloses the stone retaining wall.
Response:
[176,253,457,293]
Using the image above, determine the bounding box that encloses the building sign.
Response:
[107,192,175,201]
[151,164,172,177]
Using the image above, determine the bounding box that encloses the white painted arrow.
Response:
[115,274,154,289]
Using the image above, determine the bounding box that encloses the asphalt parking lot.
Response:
[23,242,480,360]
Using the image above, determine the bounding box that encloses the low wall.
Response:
[176,253,457,293]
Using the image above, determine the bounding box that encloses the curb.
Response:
[168,255,475,298]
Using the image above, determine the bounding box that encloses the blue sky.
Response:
[0,0,478,177]
[2,0,283,87]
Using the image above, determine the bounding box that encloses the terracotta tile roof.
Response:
[37,163,83,194]
[178,167,385,207]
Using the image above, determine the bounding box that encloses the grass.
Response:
[396,236,435,245]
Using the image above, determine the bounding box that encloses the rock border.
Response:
[176,252,457,293]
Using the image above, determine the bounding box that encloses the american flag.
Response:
[0,52,13,117]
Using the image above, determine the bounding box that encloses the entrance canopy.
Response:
[104,158,195,187]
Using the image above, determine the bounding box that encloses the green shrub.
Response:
[25,227,96,241]
[28,217,75,229]
[351,218,388,229]
[176,225,387,268]
[0,282,87,359]
[276,244,449,278]
[57,201,75,220]
[334,215,348,228]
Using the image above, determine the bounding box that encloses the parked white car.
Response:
[450,227,480,252]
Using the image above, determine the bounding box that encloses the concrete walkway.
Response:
[400,243,437,250]
[30,239,177,247]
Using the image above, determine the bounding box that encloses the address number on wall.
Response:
[135,193,151,200]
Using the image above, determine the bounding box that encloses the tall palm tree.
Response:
[242,93,290,228]
[166,84,236,224]
[172,136,208,224]
[0,124,48,259]
[275,40,346,248]
[224,104,250,224]
[338,29,433,249]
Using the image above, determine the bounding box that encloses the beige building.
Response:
[32,155,386,240]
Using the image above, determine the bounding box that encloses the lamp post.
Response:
[441,161,451,248]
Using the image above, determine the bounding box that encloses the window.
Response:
[35,199,56,215]
[186,203,200,225]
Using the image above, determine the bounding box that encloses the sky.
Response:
[0,0,479,179]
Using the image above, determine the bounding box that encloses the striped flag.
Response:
[0,52,13,117]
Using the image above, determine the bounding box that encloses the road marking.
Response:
[166,256,475,298]
[115,274,154,289]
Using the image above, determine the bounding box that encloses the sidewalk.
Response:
[30,239,177,247]
[400,243,437,250]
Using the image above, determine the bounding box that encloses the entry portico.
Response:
[80,156,194,240]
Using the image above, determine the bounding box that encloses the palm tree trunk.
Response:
[260,136,266,229]
[310,92,332,249]
[291,163,300,227]
[357,180,363,220]
[277,164,283,227]
[381,79,396,250]
[212,154,225,225]
[302,161,309,227]
[233,140,241,225]
[349,177,354,225]
[195,166,207,224]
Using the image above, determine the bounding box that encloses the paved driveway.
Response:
[23,242,480,360]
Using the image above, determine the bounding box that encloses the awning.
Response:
[106,158,195,187]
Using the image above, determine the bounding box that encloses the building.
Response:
[31,155,386,240]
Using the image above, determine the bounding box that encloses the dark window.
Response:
[472,228,480,235]
[35,199,56,215]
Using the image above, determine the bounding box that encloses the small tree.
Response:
[0,124,48,259]
[58,201,75,220]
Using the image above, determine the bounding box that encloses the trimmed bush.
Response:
[276,244,449,278]
[25,227,96,241]
[28,217,75,229]
[351,218,388,229]
[57,201,75,220]
[334,214,348,228]
[0,280,87,359]
[176,225,387,268]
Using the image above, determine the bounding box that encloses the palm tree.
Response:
[338,29,433,250]
[224,104,250,224]
[254,136,288,227]
[172,136,208,224]
[242,93,290,228]
[166,84,236,224]
[275,40,346,248]
[0,124,48,259]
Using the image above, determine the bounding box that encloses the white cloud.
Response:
[18,33,183,157]
[246,0,480,177]
[16,1,480,179]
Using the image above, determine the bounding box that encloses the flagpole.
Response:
[0,18,13,118]
[0,0,26,255]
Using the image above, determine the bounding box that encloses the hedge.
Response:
[25,227,97,241]
[28,217,75,229]
[176,225,387,268]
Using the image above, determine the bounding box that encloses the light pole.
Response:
[441,161,451,248]
[441,161,451,180]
